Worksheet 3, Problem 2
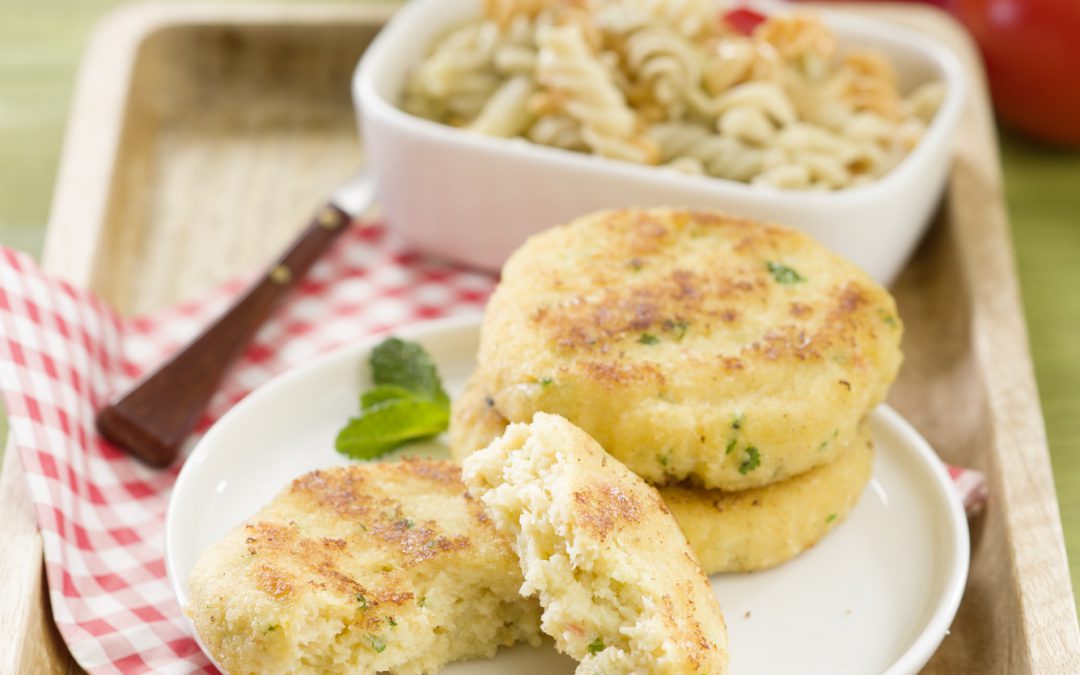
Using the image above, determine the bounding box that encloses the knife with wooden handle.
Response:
[96,170,376,467]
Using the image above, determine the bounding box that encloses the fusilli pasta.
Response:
[535,22,658,162]
[402,1,945,190]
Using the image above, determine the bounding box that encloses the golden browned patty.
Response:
[478,208,901,490]
[448,372,509,464]
[186,460,540,675]
[450,373,873,573]
[660,428,873,573]
[462,413,728,675]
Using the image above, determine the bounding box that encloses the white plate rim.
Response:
[874,403,969,675]
[165,314,969,674]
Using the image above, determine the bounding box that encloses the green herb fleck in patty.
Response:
[738,447,761,475]
[368,635,387,653]
[766,261,805,284]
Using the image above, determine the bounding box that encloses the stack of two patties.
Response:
[452,208,904,574]
[184,209,901,675]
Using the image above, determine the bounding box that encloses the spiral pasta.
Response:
[650,121,766,181]
[402,22,502,124]
[403,2,945,190]
[638,0,721,38]
[535,22,658,162]
[469,75,538,137]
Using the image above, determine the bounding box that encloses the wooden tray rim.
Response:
[0,2,1074,672]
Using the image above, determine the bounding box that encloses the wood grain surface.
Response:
[0,2,1077,673]
[858,5,1080,671]
[96,203,353,466]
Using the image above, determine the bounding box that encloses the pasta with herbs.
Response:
[402,1,946,190]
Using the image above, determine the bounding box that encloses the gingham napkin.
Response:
[0,224,987,674]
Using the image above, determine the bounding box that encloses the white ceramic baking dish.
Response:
[353,0,966,284]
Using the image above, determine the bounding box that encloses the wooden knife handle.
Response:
[96,204,352,467]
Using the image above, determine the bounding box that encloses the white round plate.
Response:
[166,314,969,675]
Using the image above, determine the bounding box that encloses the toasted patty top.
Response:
[186,460,540,674]
[478,208,902,490]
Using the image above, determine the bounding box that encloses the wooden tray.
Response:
[2,2,1077,672]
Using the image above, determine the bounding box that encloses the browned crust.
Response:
[571,483,643,540]
[229,461,518,628]
[478,208,901,488]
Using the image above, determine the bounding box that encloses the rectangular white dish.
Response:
[354,0,966,283]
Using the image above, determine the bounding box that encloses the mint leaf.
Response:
[335,338,452,461]
[369,337,449,405]
[335,397,449,460]
[360,384,415,410]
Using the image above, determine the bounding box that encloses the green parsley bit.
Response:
[665,319,690,340]
[725,438,738,455]
[657,453,669,467]
[587,637,605,654]
[738,447,761,475]
[540,377,553,388]
[731,413,744,430]
[266,624,279,633]
[388,617,397,628]
[766,261,805,284]
[368,635,387,653]
[638,333,659,345]
[878,308,899,328]
[826,513,838,523]
[356,593,368,609]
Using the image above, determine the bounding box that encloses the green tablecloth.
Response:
[1,1,1078,607]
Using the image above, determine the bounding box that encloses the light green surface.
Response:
[0,0,1078,606]
[1002,132,1080,593]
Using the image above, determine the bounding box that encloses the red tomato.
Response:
[787,0,1080,145]
[951,0,1080,146]
[723,7,768,35]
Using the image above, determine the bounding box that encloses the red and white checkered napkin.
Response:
[0,224,987,674]
[0,225,493,673]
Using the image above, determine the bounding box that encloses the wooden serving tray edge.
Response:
[0,4,400,673]
[857,5,1080,671]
